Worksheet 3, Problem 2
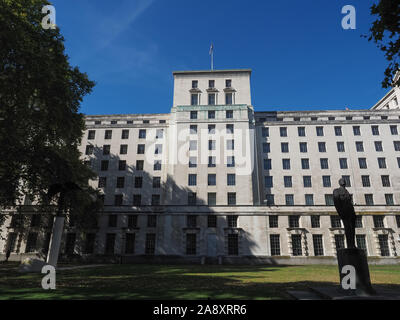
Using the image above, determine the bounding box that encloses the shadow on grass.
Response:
[1,263,400,300]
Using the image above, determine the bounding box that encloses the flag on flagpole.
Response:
[209,43,214,55]
[209,43,214,70]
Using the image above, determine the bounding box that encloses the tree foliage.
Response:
[0,0,101,230]
[368,0,400,88]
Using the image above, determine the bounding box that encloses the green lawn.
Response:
[0,262,399,299]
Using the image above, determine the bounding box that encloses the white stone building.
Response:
[2,69,400,264]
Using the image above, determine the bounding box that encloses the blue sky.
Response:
[51,0,389,115]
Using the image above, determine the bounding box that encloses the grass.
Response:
[0,262,399,300]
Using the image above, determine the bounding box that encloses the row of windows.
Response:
[86,143,163,156]
[257,115,398,123]
[188,124,235,134]
[92,159,162,172]
[88,128,164,140]
[262,141,400,153]
[264,175,393,189]
[264,193,394,206]
[263,157,400,170]
[188,174,236,186]
[191,79,232,89]
[190,110,234,119]
[17,231,391,257]
[191,93,234,106]
[261,125,398,138]
[88,119,166,126]
[188,140,235,151]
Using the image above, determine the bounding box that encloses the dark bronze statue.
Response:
[333,178,356,248]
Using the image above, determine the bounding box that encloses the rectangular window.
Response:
[325,194,334,206]
[305,194,314,205]
[187,215,197,228]
[188,174,197,186]
[209,80,215,88]
[385,194,394,205]
[154,144,163,154]
[121,129,129,139]
[322,176,331,187]
[264,159,272,170]
[192,80,198,89]
[186,234,197,255]
[228,234,238,255]
[298,127,305,137]
[208,215,217,227]
[264,176,273,188]
[208,193,216,206]
[359,158,367,169]
[355,216,363,228]
[226,79,232,88]
[116,177,125,188]
[361,175,370,187]
[226,110,233,118]
[373,215,385,228]
[301,159,310,170]
[282,159,290,170]
[119,160,126,171]
[334,126,342,136]
[378,234,390,256]
[375,141,383,152]
[353,126,360,136]
[313,235,324,256]
[125,233,135,254]
[289,215,299,228]
[365,194,374,205]
[208,93,216,105]
[104,130,112,139]
[270,234,281,256]
[134,177,143,188]
[226,124,234,134]
[334,234,345,251]
[114,195,123,206]
[136,160,144,170]
[189,157,197,168]
[339,158,348,169]
[342,175,351,187]
[316,126,324,136]
[284,176,292,188]
[331,216,342,228]
[394,141,400,151]
[356,141,364,152]
[227,192,236,205]
[225,93,233,105]
[371,125,379,135]
[378,157,387,169]
[280,127,287,137]
[139,129,146,139]
[147,215,157,228]
[303,176,312,188]
[269,216,278,228]
[156,129,164,139]
[153,177,161,189]
[188,192,197,205]
[154,160,162,171]
[291,234,302,256]
[227,174,236,186]
[88,130,95,140]
[320,158,329,169]
[227,216,238,228]
[85,145,94,155]
[311,216,320,228]
[208,174,216,186]
[356,235,367,254]
[133,194,141,206]
[208,124,216,134]
[263,143,270,153]
[265,194,275,205]
[227,156,235,167]
[281,142,289,153]
[208,140,216,150]
[128,215,138,228]
[208,110,215,119]
[105,233,116,254]
[137,144,145,154]
[190,111,198,120]
[381,175,391,187]
[299,142,307,153]
[191,94,199,106]
[262,127,269,137]
[396,215,400,228]
[337,142,345,152]
[318,142,326,152]
[145,233,156,255]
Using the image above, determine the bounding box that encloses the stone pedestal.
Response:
[337,248,376,296]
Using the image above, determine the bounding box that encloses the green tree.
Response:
[368,0,400,88]
[0,0,101,259]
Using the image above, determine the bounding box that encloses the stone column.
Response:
[46,216,65,267]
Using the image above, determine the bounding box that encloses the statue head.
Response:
[339,178,346,187]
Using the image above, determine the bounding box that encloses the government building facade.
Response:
[2,69,400,264]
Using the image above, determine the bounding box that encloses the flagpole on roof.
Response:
[209,43,214,70]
